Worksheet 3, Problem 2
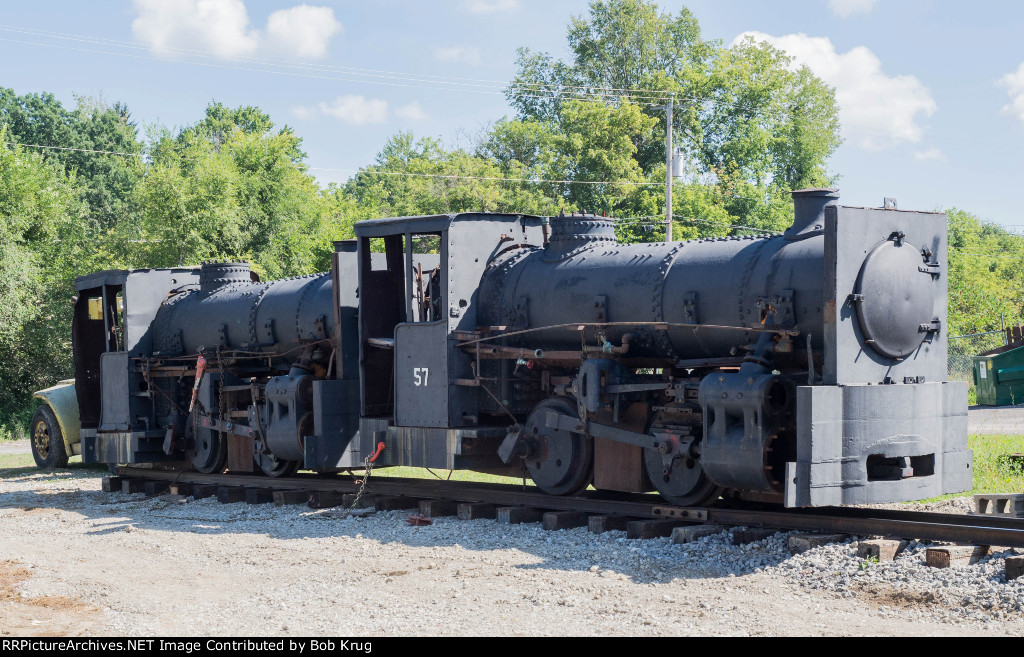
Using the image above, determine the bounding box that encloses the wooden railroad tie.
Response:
[101,476,123,493]
[192,483,219,500]
[143,481,169,497]
[121,478,147,494]
[496,507,544,525]
[588,515,632,534]
[457,503,497,520]
[375,496,420,511]
[245,488,275,505]
[216,486,247,504]
[418,499,459,518]
[273,490,310,506]
[627,519,692,540]
[168,483,193,497]
[307,491,346,509]
[542,511,589,531]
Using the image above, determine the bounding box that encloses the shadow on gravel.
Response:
[0,471,803,585]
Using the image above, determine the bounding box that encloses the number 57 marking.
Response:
[413,367,430,387]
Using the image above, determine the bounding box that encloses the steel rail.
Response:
[117,468,1024,547]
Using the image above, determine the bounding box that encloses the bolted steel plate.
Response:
[853,238,936,359]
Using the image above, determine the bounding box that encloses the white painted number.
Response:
[413,367,430,387]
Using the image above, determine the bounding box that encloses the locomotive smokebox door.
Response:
[823,203,947,384]
[394,322,449,428]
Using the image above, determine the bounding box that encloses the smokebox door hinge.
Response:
[919,318,941,341]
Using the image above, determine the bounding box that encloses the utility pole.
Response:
[662,95,674,241]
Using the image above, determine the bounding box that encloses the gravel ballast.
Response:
[1,468,1023,636]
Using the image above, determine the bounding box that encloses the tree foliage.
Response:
[0,132,89,431]
[506,0,841,231]
[0,88,144,230]
[946,209,1024,335]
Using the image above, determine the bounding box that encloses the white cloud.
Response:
[460,0,518,14]
[999,61,1024,125]
[131,0,341,60]
[264,5,342,59]
[434,46,483,66]
[395,102,429,122]
[317,95,389,125]
[913,148,946,162]
[828,0,878,18]
[293,97,429,124]
[734,32,937,151]
[290,105,313,120]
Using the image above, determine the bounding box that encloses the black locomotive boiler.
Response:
[74,189,971,507]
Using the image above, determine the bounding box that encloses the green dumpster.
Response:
[974,344,1024,406]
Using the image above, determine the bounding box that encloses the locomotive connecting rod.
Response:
[544,410,686,456]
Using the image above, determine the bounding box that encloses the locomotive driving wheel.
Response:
[643,409,723,507]
[255,452,300,478]
[522,397,593,496]
[186,410,226,474]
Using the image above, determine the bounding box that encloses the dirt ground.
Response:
[1,464,1022,638]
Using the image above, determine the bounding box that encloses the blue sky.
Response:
[1,0,1022,228]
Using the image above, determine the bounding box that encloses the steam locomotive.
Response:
[66,189,971,507]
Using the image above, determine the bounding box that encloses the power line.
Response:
[0,23,879,119]
[3,141,145,158]
[0,24,676,100]
[0,31,671,107]
[309,166,663,186]
[4,139,662,186]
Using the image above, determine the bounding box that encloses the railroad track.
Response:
[110,467,1024,549]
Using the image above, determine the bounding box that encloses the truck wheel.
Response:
[30,405,69,469]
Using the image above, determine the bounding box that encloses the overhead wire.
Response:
[0,24,677,99]
[0,24,974,236]
[0,23,869,116]
[0,30,673,107]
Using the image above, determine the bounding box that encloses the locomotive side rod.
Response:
[115,468,1024,547]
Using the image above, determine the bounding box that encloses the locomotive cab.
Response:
[352,213,547,474]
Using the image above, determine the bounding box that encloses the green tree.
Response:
[0,88,144,230]
[0,133,88,435]
[504,0,841,236]
[132,103,353,278]
[946,208,1024,335]
[348,132,553,218]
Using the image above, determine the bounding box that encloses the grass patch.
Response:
[0,453,102,479]
[0,453,35,471]
[914,434,1024,503]
[367,466,532,487]
[967,434,1024,494]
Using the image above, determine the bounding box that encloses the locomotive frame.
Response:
[72,189,972,508]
